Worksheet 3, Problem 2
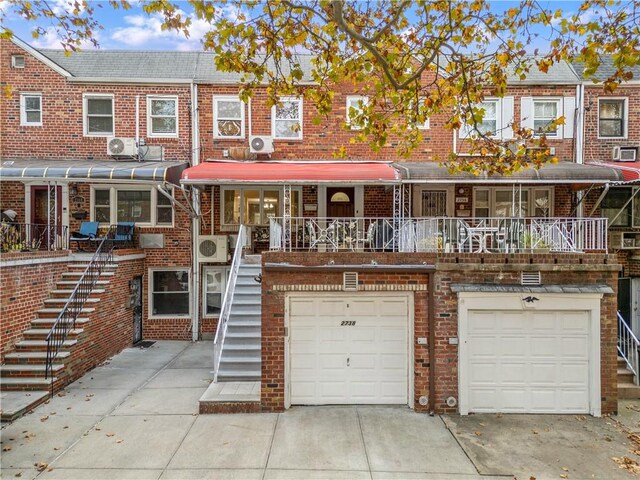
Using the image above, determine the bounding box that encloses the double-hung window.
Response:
[346,95,368,130]
[599,98,626,138]
[150,268,190,317]
[473,187,552,218]
[84,94,114,136]
[147,96,178,138]
[20,93,42,126]
[272,97,302,139]
[533,100,560,137]
[221,187,301,226]
[92,186,174,226]
[213,96,245,138]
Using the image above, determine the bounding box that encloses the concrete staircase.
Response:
[618,356,640,399]
[216,260,262,382]
[0,262,116,421]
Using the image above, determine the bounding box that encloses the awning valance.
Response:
[181,160,401,185]
[588,161,640,183]
[0,159,188,184]
[396,161,625,184]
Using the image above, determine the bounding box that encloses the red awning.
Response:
[590,161,640,182]
[181,161,400,185]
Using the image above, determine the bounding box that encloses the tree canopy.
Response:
[2,0,640,174]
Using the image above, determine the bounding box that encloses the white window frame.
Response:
[478,99,500,138]
[148,267,191,319]
[20,92,42,126]
[412,185,454,217]
[83,93,114,137]
[414,98,430,130]
[90,185,174,227]
[598,97,628,140]
[532,98,562,138]
[202,266,230,318]
[220,186,302,227]
[146,95,178,138]
[346,95,369,130]
[272,97,303,140]
[472,187,554,218]
[213,96,245,139]
[11,55,25,68]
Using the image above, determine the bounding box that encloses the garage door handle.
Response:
[347,357,350,367]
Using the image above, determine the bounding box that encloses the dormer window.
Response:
[11,55,25,69]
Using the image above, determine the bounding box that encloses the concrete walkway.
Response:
[1,341,493,480]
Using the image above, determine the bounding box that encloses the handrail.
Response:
[0,223,68,252]
[618,311,640,384]
[213,224,246,382]
[44,226,117,388]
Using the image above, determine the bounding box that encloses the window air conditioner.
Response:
[197,235,228,263]
[612,146,637,162]
[249,135,274,154]
[525,146,555,157]
[107,137,138,157]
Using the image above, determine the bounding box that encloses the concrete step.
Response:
[1,363,65,377]
[230,306,261,316]
[3,351,70,364]
[235,276,262,286]
[0,377,56,390]
[57,280,110,286]
[216,370,260,382]
[619,383,640,399]
[219,355,260,363]
[23,328,83,340]
[50,288,106,296]
[227,319,261,327]
[0,391,50,423]
[62,271,114,278]
[31,317,90,327]
[37,307,95,318]
[225,331,260,339]
[44,298,100,305]
[227,325,260,334]
[67,263,117,269]
[618,368,635,381]
[15,339,77,351]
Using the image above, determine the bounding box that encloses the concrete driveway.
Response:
[2,340,639,480]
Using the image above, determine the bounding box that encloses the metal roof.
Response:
[395,161,624,184]
[0,159,188,184]
[588,161,640,182]
[181,160,400,185]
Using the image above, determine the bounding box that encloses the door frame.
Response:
[457,292,602,416]
[284,291,414,409]
[25,181,70,231]
[318,185,364,218]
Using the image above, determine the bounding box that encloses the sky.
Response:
[0,0,590,52]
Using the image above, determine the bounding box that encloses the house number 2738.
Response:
[341,321,356,326]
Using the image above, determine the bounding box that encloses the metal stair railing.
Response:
[45,226,117,388]
[618,311,640,385]
[213,224,246,382]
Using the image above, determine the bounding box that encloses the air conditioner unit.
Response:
[525,146,556,157]
[197,235,228,263]
[249,135,274,154]
[107,137,137,157]
[612,146,637,162]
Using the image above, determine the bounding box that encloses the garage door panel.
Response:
[318,300,346,316]
[466,309,591,414]
[289,299,317,316]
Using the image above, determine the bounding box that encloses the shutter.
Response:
[501,96,515,140]
[563,96,576,139]
[521,97,533,130]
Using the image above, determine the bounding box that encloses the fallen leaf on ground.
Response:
[63,426,69,429]
[613,456,640,474]
[532,430,538,434]
[3,445,12,452]
[53,447,60,451]
[34,462,48,472]
[106,433,115,437]
[40,416,49,422]
[529,476,536,480]
[14,473,22,477]
[479,422,485,426]
[115,439,123,444]
[560,475,568,479]
[57,392,66,397]
[474,431,482,436]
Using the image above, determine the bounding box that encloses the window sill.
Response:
[148,314,191,320]
[597,136,628,141]
[20,123,43,127]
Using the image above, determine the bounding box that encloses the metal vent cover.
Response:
[521,271,541,286]
[199,239,217,257]
[343,272,358,291]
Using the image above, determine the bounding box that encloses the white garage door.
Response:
[289,295,409,405]
[465,309,590,413]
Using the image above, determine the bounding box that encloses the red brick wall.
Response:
[261,251,618,414]
[0,251,69,361]
[0,182,26,223]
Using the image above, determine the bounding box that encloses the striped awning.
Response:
[0,159,188,184]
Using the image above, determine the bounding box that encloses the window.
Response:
[221,187,301,226]
[92,186,174,226]
[11,55,25,68]
[478,100,498,136]
[147,96,178,137]
[20,93,42,126]
[346,96,368,130]
[533,100,560,137]
[272,97,302,139]
[203,267,229,317]
[84,94,114,136]
[602,187,633,227]
[413,99,430,129]
[473,188,553,218]
[421,190,447,217]
[150,269,190,317]
[214,97,245,138]
[599,98,626,138]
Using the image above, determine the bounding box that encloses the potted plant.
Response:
[520,232,551,253]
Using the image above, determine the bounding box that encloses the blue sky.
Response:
[1,0,589,52]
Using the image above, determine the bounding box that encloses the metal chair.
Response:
[70,221,98,251]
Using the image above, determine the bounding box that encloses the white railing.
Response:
[212,224,246,382]
[268,217,608,253]
[618,311,640,384]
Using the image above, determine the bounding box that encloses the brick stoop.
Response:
[0,262,117,421]
[618,357,640,400]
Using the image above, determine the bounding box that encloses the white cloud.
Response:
[31,26,101,49]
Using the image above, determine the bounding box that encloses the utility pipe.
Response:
[428,271,436,415]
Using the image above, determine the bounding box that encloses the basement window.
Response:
[149,268,190,318]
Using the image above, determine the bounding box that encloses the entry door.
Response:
[633,278,640,337]
[31,186,63,248]
[618,278,632,330]
[289,295,409,405]
[131,276,143,344]
[327,187,355,218]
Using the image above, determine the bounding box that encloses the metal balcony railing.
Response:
[618,311,640,385]
[268,217,608,253]
[0,223,68,253]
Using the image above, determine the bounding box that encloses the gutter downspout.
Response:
[575,84,586,216]
[191,82,201,342]
[428,271,436,415]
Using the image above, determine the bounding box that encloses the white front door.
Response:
[288,295,410,405]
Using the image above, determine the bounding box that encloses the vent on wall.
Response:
[11,55,25,68]
[521,271,541,286]
[343,272,359,291]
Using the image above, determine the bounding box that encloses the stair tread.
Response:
[57,280,110,285]
[63,271,114,276]
[51,289,106,294]
[45,298,101,303]
[0,377,56,385]
[16,339,78,347]
[220,358,261,363]
[1,364,64,372]
[5,351,71,359]
[38,307,95,313]
[217,370,261,376]
[24,328,83,335]
[67,263,117,268]
[32,317,89,325]
[618,368,634,375]
[223,344,260,350]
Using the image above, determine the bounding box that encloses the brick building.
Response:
[1,35,638,418]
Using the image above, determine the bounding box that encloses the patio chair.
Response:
[70,221,98,251]
[114,222,135,247]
